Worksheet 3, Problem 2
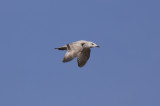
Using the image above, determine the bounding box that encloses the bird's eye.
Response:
[92,43,94,45]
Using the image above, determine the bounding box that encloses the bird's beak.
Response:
[96,45,100,47]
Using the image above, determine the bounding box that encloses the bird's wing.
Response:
[62,43,83,62]
[77,48,91,67]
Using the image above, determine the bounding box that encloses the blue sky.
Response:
[0,0,160,106]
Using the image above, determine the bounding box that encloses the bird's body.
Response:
[55,40,99,67]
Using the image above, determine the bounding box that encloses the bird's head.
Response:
[88,42,100,48]
[79,40,100,48]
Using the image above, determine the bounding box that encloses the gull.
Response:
[55,40,100,67]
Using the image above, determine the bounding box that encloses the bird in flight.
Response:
[55,40,100,67]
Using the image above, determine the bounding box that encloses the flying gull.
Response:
[55,40,100,67]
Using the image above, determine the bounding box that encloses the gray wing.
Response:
[63,43,83,63]
[77,48,91,67]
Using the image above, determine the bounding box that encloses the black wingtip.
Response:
[54,47,67,50]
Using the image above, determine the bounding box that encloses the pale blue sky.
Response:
[0,0,160,106]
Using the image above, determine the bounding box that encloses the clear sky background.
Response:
[0,0,160,106]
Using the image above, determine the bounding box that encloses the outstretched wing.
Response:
[63,44,83,62]
[77,48,91,67]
